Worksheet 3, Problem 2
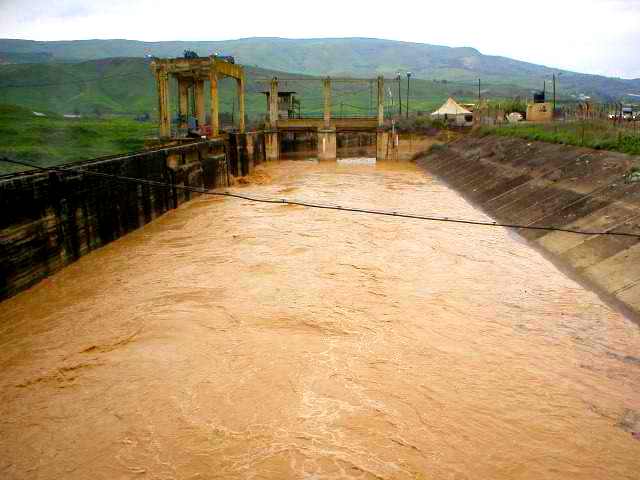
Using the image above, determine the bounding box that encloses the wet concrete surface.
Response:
[0,159,639,479]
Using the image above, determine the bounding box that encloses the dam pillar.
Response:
[237,76,246,133]
[178,78,190,131]
[194,79,206,128]
[318,128,337,161]
[156,69,171,139]
[265,130,279,161]
[376,130,388,160]
[323,77,332,129]
[376,130,400,161]
[209,70,219,137]
[317,77,336,161]
[377,75,384,128]
[265,77,279,161]
[269,77,279,128]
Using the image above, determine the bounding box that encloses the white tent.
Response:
[431,98,474,126]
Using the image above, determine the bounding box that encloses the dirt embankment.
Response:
[417,135,640,321]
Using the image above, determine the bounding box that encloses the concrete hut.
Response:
[431,97,474,127]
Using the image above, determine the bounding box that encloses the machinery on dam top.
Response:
[150,55,246,139]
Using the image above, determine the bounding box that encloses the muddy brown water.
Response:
[1,159,639,479]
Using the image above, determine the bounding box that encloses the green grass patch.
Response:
[480,121,640,156]
[0,104,156,173]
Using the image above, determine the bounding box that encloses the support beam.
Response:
[237,76,245,133]
[377,76,384,128]
[209,70,219,137]
[323,77,331,129]
[157,69,171,139]
[178,78,190,130]
[194,79,205,128]
[269,77,279,128]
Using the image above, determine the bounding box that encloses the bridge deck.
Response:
[277,117,379,132]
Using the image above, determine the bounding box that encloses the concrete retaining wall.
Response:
[418,135,640,319]
[0,138,240,301]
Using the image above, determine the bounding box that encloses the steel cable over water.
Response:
[2,157,640,239]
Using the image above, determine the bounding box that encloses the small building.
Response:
[431,98,474,127]
[526,102,553,122]
[261,91,300,120]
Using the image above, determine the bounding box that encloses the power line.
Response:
[1,157,638,239]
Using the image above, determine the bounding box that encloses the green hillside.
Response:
[0,104,155,173]
[1,37,639,100]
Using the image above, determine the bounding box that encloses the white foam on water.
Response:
[337,157,376,165]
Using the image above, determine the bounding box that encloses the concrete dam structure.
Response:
[150,56,399,162]
[418,135,640,321]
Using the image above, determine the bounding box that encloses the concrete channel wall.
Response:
[418,135,640,319]
[0,134,264,301]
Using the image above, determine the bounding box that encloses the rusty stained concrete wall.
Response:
[418,135,640,320]
[0,137,262,301]
[227,132,266,177]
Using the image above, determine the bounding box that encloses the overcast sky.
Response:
[2,0,639,79]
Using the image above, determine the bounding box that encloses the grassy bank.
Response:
[479,121,640,156]
[0,104,156,174]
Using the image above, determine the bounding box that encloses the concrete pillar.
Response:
[194,79,205,128]
[377,76,384,128]
[237,76,245,133]
[265,131,279,161]
[178,77,190,130]
[157,69,171,139]
[317,128,337,161]
[376,130,388,161]
[269,78,278,128]
[209,69,219,137]
[323,77,331,129]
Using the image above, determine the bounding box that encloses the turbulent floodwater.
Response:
[1,159,639,479]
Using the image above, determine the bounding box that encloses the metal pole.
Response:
[406,72,411,119]
[397,73,402,117]
[553,74,556,118]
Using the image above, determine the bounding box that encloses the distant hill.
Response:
[0,51,53,64]
[1,37,639,100]
[0,57,532,118]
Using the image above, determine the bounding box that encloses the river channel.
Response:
[1,159,639,479]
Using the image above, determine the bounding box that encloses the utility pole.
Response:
[397,72,402,117]
[553,74,556,117]
[406,71,412,119]
[369,81,373,116]
[478,79,481,106]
